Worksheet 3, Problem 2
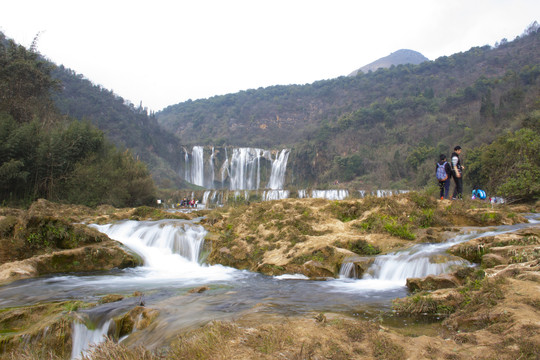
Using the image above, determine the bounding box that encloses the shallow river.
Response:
[0,215,537,358]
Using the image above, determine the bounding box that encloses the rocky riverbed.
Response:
[0,195,538,359]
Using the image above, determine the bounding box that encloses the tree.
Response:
[467,127,540,202]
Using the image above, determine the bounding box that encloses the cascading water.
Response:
[267,149,290,190]
[342,233,474,287]
[220,157,229,188]
[183,148,190,182]
[181,146,289,191]
[262,190,290,201]
[66,220,241,357]
[191,146,204,187]
[229,148,263,190]
[209,147,215,188]
[339,262,357,279]
[0,217,537,356]
[71,320,112,360]
[311,189,350,200]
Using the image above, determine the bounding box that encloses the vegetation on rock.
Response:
[203,193,526,277]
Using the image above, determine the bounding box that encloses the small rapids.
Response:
[0,217,537,358]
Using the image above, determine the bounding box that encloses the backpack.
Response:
[436,162,448,181]
[477,189,486,199]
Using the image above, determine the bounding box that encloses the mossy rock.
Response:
[0,301,93,358]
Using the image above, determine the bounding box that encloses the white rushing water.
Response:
[267,149,290,190]
[182,146,289,191]
[191,146,204,187]
[71,320,112,360]
[364,237,472,284]
[333,232,478,293]
[229,148,265,190]
[183,148,190,182]
[209,147,215,188]
[91,220,238,281]
[262,190,290,201]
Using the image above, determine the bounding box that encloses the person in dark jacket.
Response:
[450,146,465,200]
[436,154,452,199]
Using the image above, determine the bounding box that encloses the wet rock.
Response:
[449,227,540,265]
[0,301,81,358]
[302,260,334,279]
[112,306,159,339]
[481,253,507,268]
[0,242,142,285]
[99,294,125,304]
[189,286,210,294]
[407,273,462,292]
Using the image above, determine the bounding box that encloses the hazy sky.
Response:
[1,0,538,111]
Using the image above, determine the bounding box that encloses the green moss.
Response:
[335,238,380,255]
[0,215,18,237]
[356,214,416,240]
[130,206,189,220]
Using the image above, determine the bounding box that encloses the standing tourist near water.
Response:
[436,154,452,199]
[451,146,465,200]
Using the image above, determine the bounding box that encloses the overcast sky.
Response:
[1,0,538,111]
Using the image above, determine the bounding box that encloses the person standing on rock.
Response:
[451,146,465,200]
[436,154,452,199]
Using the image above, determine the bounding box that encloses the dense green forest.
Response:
[157,22,540,200]
[0,33,156,207]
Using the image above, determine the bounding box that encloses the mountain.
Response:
[11,24,536,193]
[348,49,429,76]
[157,24,540,190]
[50,66,188,189]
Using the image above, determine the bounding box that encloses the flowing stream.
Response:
[0,216,537,358]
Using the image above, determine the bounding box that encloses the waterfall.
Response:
[220,158,229,188]
[267,149,290,190]
[376,190,394,197]
[364,237,471,284]
[262,190,290,201]
[71,320,112,359]
[311,189,349,200]
[180,146,289,190]
[229,148,264,190]
[209,147,215,188]
[202,190,211,206]
[184,149,190,182]
[339,262,357,279]
[92,220,207,268]
[191,146,204,187]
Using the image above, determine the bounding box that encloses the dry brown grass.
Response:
[80,338,159,360]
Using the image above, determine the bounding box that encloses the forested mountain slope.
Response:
[51,67,186,188]
[157,24,540,191]
[0,33,157,207]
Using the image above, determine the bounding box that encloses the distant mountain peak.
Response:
[348,49,429,76]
